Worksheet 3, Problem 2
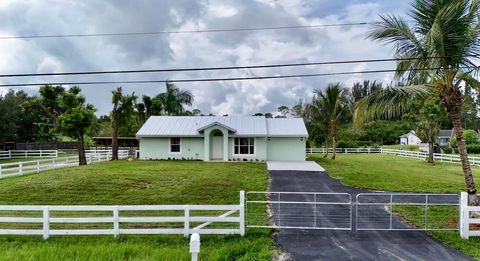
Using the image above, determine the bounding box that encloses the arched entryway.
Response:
[210,129,224,160]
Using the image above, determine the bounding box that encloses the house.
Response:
[437,129,454,147]
[399,131,421,145]
[399,129,454,147]
[135,116,309,161]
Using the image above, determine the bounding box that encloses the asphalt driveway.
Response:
[270,170,472,261]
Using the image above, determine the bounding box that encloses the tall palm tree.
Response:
[307,96,331,158]
[111,87,122,160]
[157,82,193,115]
[356,0,480,203]
[313,83,349,160]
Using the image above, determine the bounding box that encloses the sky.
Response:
[0,0,411,116]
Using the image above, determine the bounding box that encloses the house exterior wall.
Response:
[266,137,306,161]
[139,137,204,160]
[408,133,421,145]
[139,135,305,161]
[228,137,267,161]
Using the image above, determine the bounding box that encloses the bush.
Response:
[467,145,480,154]
[337,140,358,148]
[442,147,453,154]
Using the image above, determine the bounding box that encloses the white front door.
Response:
[212,136,223,160]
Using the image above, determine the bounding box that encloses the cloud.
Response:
[0,0,409,116]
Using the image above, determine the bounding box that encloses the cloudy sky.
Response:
[0,0,411,116]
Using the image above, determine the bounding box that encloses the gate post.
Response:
[239,191,245,236]
[460,192,469,239]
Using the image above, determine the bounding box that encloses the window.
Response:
[170,138,181,153]
[234,138,254,155]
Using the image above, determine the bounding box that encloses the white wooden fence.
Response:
[0,191,245,239]
[0,150,58,160]
[459,192,480,239]
[0,150,129,179]
[307,147,480,166]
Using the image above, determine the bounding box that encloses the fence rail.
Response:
[306,148,480,166]
[0,150,58,160]
[0,150,129,179]
[0,191,245,239]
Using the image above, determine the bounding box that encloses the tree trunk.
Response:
[427,142,434,164]
[332,128,337,160]
[77,132,87,165]
[323,136,329,158]
[451,109,477,204]
[111,109,119,160]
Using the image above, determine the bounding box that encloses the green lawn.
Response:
[0,160,274,261]
[310,154,480,259]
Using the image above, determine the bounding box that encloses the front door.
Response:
[212,136,223,160]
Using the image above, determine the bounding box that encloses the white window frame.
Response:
[169,137,181,154]
[233,137,255,156]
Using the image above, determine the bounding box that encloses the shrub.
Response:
[442,147,453,154]
[337,140,358,148]
[467,145,480,154]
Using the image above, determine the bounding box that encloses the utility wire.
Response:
[0,67,444,87]
[0,57,454,78]
[0,22,380,40]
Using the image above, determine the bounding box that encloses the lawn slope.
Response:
[0,160,273,261]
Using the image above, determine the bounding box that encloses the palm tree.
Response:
[111,87,122,160]
[313,83,349,160]
[157,82,193,115]
[357,0,480,203]
[307,96,331,158]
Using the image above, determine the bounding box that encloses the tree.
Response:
[464,130,479,145]
[277,105,290,117]
[265,113,273,118]
[307,94,332,158]
[414,99,446,163]
[313,83,349,159]
[157,82,193,115]
[358,0,480,203]
[111,87,138,160]
[56,87,96,165]
[192,109,201,116]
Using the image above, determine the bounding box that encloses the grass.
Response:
[0,160,274,260]
[310,153,480,259]
[382,144,419,151]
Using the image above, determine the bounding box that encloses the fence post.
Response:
[240,190,245,236]
[19,162,23,175]
[0,164,2,179]
[190,233,200,261]
[184,206,190,237]
[460,192,469,239]
[43,206,50,240]
[113,206,120,238]
[8,151,11,159]
[36,161,40,173]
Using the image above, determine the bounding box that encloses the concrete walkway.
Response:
[270,170,472,261]
[266,161,325,172]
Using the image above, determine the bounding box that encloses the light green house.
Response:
[136,116,308,161]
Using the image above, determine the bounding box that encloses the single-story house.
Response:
[135,116,309,161]
[399,129,454,147]
[437,129,454,147]
[399,131,421,145]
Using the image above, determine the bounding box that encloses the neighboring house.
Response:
[136,116,309,161]
[399,129,454,147]
[437,129,454,147]
[399,131,421,145]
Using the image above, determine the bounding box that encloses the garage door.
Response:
[267,137,306,161]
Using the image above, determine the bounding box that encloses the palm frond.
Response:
[354,85,433,126]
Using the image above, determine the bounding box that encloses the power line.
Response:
[0,67,443,87]
[0,57,453,78]
[0,22,380,40]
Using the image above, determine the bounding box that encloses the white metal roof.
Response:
[266,118,309,137]
[136,116,308,138]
